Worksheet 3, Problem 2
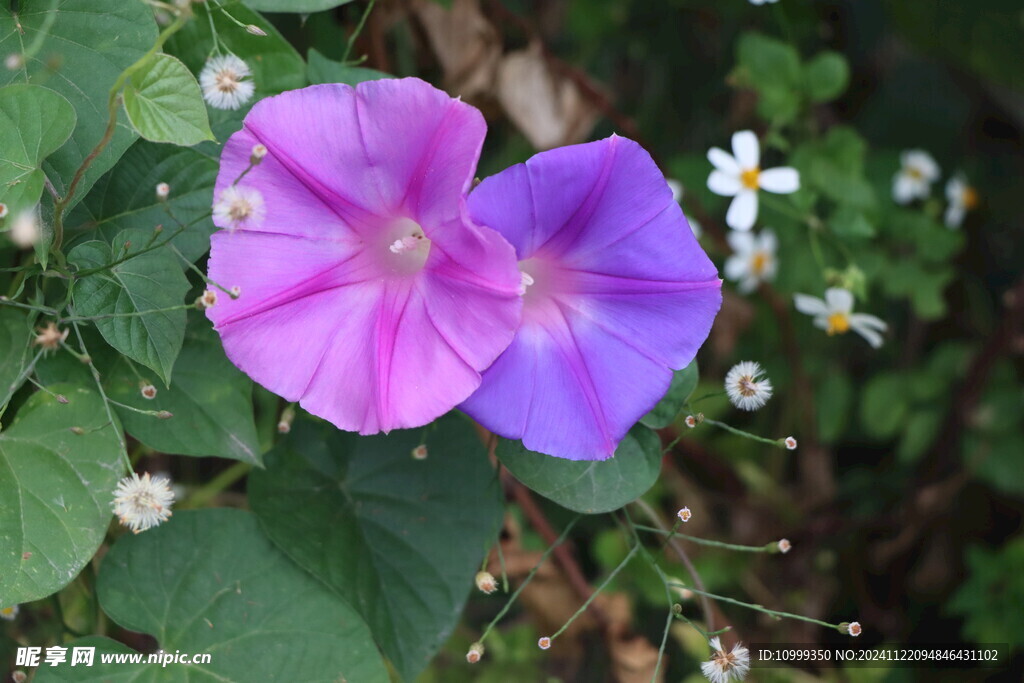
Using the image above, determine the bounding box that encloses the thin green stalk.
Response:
[633,525,772,553]
[180,461,252,509]
[342,0,377,64]
[60,303,193,324]
[701,417,786,448]
[666,581,841,631]
[479,516,580,642]
[549,542,640,641]
[69,320,131,471]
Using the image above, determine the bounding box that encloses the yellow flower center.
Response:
[740,167,761,190]
[962,186,979,210]
[751,251,768,275]
[826,312,850,335]
[906,166,923,180]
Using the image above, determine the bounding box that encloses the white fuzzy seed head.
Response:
[112,472,175,534]
[725,361,773,411]
[213,185,265,231]
[701,637,751,683]
[199,54,255,110]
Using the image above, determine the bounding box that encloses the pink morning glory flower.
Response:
[205,78,522,434]
[461,136,722,460]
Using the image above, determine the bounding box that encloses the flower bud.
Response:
[156,182,170,201]
[156,410,174,420]
[245,24,268,37]
[475,571,498,595]
[56,394,69,404]
[141,384,158,400]
[677,506,692,523]
[70,426,86,436]
[277,405,295,434]
[0,202,8,218]
[777,538,791,554]
[465,642,484,663]
[537,636,552,650]
[784,436,797,450]
[250,144,267,165]
[411,444,428,460]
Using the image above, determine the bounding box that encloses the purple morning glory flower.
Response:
[461,136,722,460]
[205,78,522,434]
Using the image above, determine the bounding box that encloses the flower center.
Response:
[712,650,739,673]
[737,376,758,397]
[962,186,978,209]
[216,70,240,93]
[228,197,252,221]
[826,312,850,335]
[751,251,768,275]
[382,218,431,275]
[906,166,923,180]
[740,167,761,190]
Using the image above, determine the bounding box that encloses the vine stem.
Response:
[51,12,189,252]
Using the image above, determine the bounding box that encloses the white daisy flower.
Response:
[793,288,888,348]
[199,54,255,110]
[701,637,750,683]
[112,472,175,534]
[892,149,939,204]
[213,185,265,231]
[0,604,18,621]
[724,361,773,411]
[725,229,777,293]
[707,130,800,231]
[944,173,978,228]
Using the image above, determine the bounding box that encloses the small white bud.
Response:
[847,621,862,637]
[784,436,797,450]
[677,506,692,523]
[140,384,158,400]
[466,642,485,663]
[537,636,552,650]
[230,285,242,298]
[685,415,697,428]
[245,24,268,37]
[5,53,23,71]
[9,210,39,248]
[411,444,428,460]
[250,144,267,164]
[475,571,498,594]
[0,202,8,218]
[777,538,791,554]
[156,182,170,200]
